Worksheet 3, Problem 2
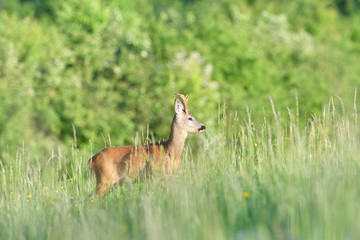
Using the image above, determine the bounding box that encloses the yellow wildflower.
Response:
[257,168,260,174]
[244,192,250,198]
[60,187,64,190]
[10,192,13,195]
[55,190,59,193]
[45,187,48,190]
[27,194,32,198]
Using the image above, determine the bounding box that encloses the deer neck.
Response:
[165,115,187,161]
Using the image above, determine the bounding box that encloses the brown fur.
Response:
[87,94,206,196]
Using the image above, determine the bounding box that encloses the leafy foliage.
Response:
[0,0,359,160]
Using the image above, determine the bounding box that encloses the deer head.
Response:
[174,93,206,133]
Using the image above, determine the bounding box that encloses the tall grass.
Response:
[0,98,359,240]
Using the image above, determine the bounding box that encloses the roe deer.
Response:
[87,93,206,195]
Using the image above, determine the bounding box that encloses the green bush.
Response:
[0,0,359,161]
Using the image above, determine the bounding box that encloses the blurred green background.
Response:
[0,0,359,160]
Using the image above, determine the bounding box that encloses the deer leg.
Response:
[95,161,119,196]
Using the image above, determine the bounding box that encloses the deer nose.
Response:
[198,125,206,132]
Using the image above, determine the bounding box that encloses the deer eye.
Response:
[188,118,193,121]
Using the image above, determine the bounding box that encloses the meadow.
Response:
[1,0,360,239]
[1,97,359,240]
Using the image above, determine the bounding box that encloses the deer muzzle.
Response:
[198,125,206,132]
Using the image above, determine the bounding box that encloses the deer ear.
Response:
[174,98,184,114]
